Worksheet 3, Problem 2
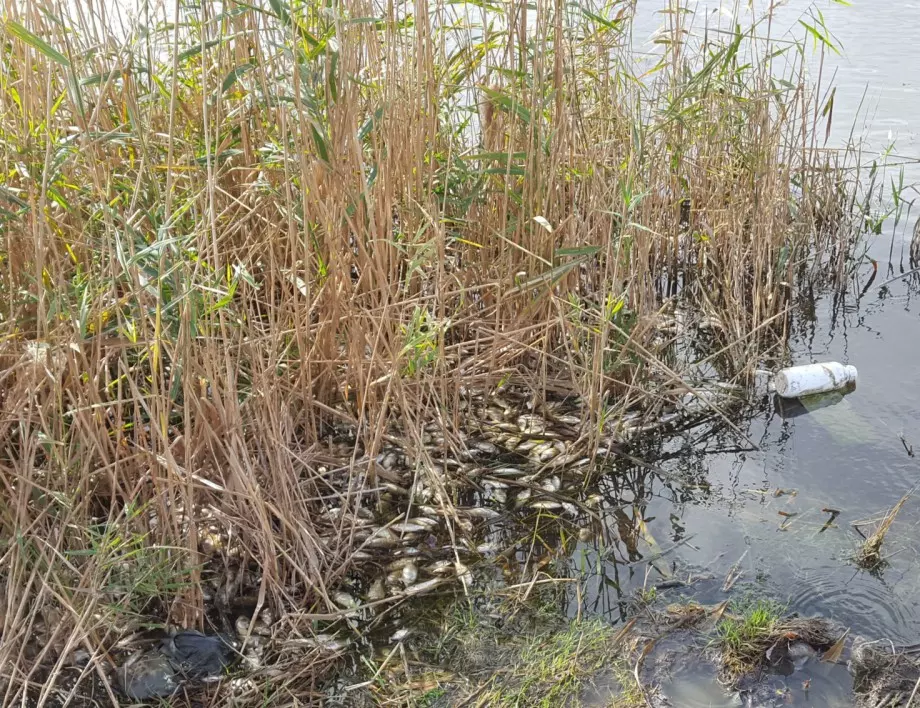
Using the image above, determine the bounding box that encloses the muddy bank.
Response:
[327,586,920,707]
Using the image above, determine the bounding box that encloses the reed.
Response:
[0,0,873,701]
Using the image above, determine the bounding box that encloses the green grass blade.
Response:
[6,20,71,67]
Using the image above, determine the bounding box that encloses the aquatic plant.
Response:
[854,492,910,571]
[0,0,878,701]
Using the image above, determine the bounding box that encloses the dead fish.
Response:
[516,488,532,503]
[539,443,565,462]
[391,522,431,534]
[381,483,409,496]
[427,560,454,575]
[530,441,556,460]
[531,501,562,511]
[386,558,418,571]
[486,406,506,421]
[476,541,501,554]
[471,441,499,455]
[408,517,439,530]
[366,578,386,601]
[333,592,358,610]
[394,546,423,557]
[376,451,400,470]
[365,528,398,548]
[494,422,520,433]
[483,479,510,489]
[547,453,588,469]
[541,476,561,493]
[404,578,445,596]
[461,507,501,520]
[489,466,527,477]
[401,562,419,586]
[390,628,411,643]
[517,414,547,435]
[488,489,507,504]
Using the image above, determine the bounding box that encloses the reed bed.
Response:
[0,0,873,702]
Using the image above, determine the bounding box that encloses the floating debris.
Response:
[854,492,910,570]
[774,362,858,399]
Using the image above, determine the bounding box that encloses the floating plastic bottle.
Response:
[773,362,858,399]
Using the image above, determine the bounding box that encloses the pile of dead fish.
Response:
[313,384,744,609]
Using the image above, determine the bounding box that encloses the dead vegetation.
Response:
[854,492,911,570]
[0,0,880,703]
[341,591,645,708]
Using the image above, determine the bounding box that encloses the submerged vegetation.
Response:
[348,592,645,707]
[0,0,882,702]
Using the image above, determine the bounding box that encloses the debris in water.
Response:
[821,630,848,664]
[722,549,748,592]
[819,508,840,534]
[854,492,910,570]
[773,362,858,399]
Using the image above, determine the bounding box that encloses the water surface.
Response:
[576,3,920,703]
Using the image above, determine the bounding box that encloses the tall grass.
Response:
[0,0,868,701]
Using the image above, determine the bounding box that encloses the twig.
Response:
[906,672,920,707]
[875,267,920,290]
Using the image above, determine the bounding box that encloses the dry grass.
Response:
[0,0,876,702]
[854,492,911,570]
[352,593,643,707]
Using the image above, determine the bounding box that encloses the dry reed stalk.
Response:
[855,492,910,569]
[0,0,878,701]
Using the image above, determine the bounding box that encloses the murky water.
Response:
[571,3,920,703]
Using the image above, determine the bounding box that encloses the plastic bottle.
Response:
[773,362,858,399]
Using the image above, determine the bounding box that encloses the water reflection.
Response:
[560,219,920,650]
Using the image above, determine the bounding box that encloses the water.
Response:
[63,0,920,702]
[568,3,920,702]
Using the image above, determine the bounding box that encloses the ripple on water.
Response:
[783,568,920,644]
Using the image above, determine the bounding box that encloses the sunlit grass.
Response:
[0,0,879,701]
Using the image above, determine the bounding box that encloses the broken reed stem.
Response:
[856,492,910,567]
